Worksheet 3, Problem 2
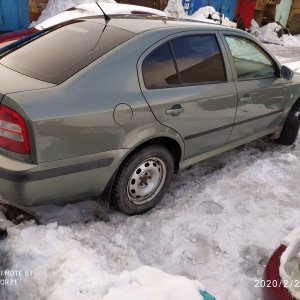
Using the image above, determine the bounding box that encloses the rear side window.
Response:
[171,35,226,84]
[224,36,276,80]
[142,34,226,89]
[142,43,179,88]
[0,20,136,84]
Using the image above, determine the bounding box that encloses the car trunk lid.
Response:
[0,64,55,101]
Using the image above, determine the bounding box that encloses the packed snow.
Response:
[1,1,300,300]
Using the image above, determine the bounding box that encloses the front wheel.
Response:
[277,102,300,145]
[111,145,174,215]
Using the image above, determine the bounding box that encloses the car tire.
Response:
[277,101,300,145]
[111,145,174,215]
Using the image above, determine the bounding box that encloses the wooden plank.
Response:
[118,0,155,8]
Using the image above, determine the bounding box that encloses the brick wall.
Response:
[29,0,49,22]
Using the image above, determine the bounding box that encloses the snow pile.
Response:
[250,19,300,46]
[189,6,220,21]
[0,221,205,300]
[31,0,116,26]
[164,0,187,18]
[187,6,236,27]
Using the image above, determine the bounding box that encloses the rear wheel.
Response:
[277,102,300,145]
[111,145,174,215]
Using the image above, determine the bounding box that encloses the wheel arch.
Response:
[98,135,183,208]
[129,136,183,173]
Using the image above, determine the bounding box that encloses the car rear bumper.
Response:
[0,149,129,206]
[261,245,293,300]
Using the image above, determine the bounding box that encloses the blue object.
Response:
[182,0,236,20]
[200,291,216,300]
[208,0,237,20]
[182,0,209,16]
[0,0,30,31]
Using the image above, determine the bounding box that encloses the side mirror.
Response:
[281,65,294,80]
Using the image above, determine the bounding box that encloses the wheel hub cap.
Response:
[127,157,166,205]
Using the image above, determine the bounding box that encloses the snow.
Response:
[250,19,300,46]
[164,0,187,18]
[33,2,166,28]
[164,3,236,27]
[186,5,236,28]
[31,0,116,26]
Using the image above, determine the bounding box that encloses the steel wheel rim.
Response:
[127,157,167,205]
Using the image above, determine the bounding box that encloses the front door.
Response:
[139,33,237,160]
[221,34,289,143]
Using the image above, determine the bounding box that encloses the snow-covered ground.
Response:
[1,45,300,300]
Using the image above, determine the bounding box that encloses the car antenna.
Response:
[94,0,110,22]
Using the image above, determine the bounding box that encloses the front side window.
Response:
[170,35,226,84]
[224,36,276,80]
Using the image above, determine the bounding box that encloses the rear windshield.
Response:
[0,20,136,84]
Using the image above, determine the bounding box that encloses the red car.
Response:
[262,227,300,300]
[0,3,167,48]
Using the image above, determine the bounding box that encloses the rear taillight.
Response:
[0,105,31,155]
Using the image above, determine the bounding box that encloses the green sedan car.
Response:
[0,16,299,215]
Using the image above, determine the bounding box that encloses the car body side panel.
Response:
[141,83,237,160]
[285,73,300,111]
[0,149,129,206]
[227,78,289,142]
[137,30,238,160]
[218,31,293,142]
[0,64,55,98]
[2,33,186,164]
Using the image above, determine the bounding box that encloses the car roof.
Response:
[81,15,238,34]
[35,3,167,30]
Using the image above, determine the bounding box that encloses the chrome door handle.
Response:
[240,94,252,103]
[165,105,184,116]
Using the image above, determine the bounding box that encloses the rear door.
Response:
[220,33,289,143]
[138,32,238,160]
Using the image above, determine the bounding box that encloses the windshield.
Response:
[0,19,136,84]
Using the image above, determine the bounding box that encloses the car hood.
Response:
[0,64,55,100]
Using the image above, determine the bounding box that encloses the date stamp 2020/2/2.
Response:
[255,279,300,288]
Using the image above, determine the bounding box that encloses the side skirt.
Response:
[179,128,277,170]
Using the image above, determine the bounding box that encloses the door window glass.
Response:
[225,36,276,80]
[142,43,178,89]
[170,35,226,84]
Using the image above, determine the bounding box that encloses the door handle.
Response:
[165,105,184,116]
[240,94,252,103]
